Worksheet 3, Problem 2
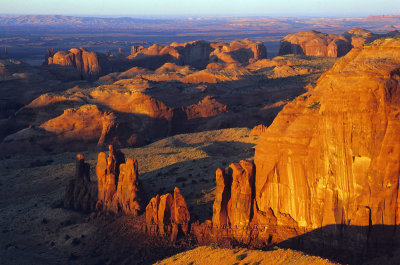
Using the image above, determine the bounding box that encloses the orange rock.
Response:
[279,30,352,57]
[47,47,111,80]
[145,187,191,242]
[96,145,144,215]
[184,96,227,120]
[146,195,160,234]
[116,158,143,215]
[255,38,400,232]
[173,187,190,235]
[228,160,255,227]
[249,124,267,136]
[212,168,232,227]
[158,193,174,236]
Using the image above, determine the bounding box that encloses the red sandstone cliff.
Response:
[256,38,400,233]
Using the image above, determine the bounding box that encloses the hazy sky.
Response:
[1,0,399,16]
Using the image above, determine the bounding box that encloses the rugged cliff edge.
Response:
[255,37,400,244]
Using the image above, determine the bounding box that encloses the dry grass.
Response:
[156,246,339,265]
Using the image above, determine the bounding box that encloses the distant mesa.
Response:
[279,30,352,57]
[279,28,400,57]
[44,39,267,80]
[45,47,112,80]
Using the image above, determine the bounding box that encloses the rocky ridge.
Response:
[279,28,400,57]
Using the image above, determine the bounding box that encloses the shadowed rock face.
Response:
[96,145,144,215]
[64,154,97,212]
[146,187,190,243]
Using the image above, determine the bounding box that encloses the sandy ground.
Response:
[0,128,258,264]
[156,246,338,265]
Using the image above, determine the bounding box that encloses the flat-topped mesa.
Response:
[64,154,97,212]
[96,145,144,215]
[145,187,190,243]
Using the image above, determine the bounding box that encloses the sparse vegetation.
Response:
[307,101,320,110]
[236,253,247,260]
[209,242,219,249]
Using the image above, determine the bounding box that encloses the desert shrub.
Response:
[236,253,247,260]
[209,242,219,249]
[307,101,320,110]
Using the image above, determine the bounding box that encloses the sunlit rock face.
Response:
[279,30,352,57]
[129,39,267,69]
[255,38,400,231]
[145,187,190,243]
[96,145,144,215]
[46,47,111,80]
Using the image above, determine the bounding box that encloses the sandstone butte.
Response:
[45,47,111,80]
[279,30,352,57]
[279,28,400,57]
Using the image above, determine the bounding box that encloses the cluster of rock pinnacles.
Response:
[64,144,260,243]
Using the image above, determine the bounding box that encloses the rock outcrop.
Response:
[256,38,400,236]
[96,145,143,215]
[249,124,267,136]
[46,47,112,80]
[279,30,352,57]
[195,38,400,252]
[129,39,267,69]
[146,187,190,242]
[64,154,97,212]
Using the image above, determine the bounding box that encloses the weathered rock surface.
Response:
[145,187,190,242]
[249,124,267,136]
[279,30,352,57]
[256,37,400,235]
[46,47,112,80]
[279,28,400,57]
[64,154,97,212]
[129,39,267,69]
[96,145,143,215]
[194,38,400,255]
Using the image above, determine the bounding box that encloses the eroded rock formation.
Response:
[129,39,267,69]
[279,30,352,57]
[146,187,190,242]
[195,38,400,251]
[256,37,400,235]
[46,47,112,80]
[96,145,143,215]
[64,154,97,212]
[249,124,267,136]
[279,28,400,57]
